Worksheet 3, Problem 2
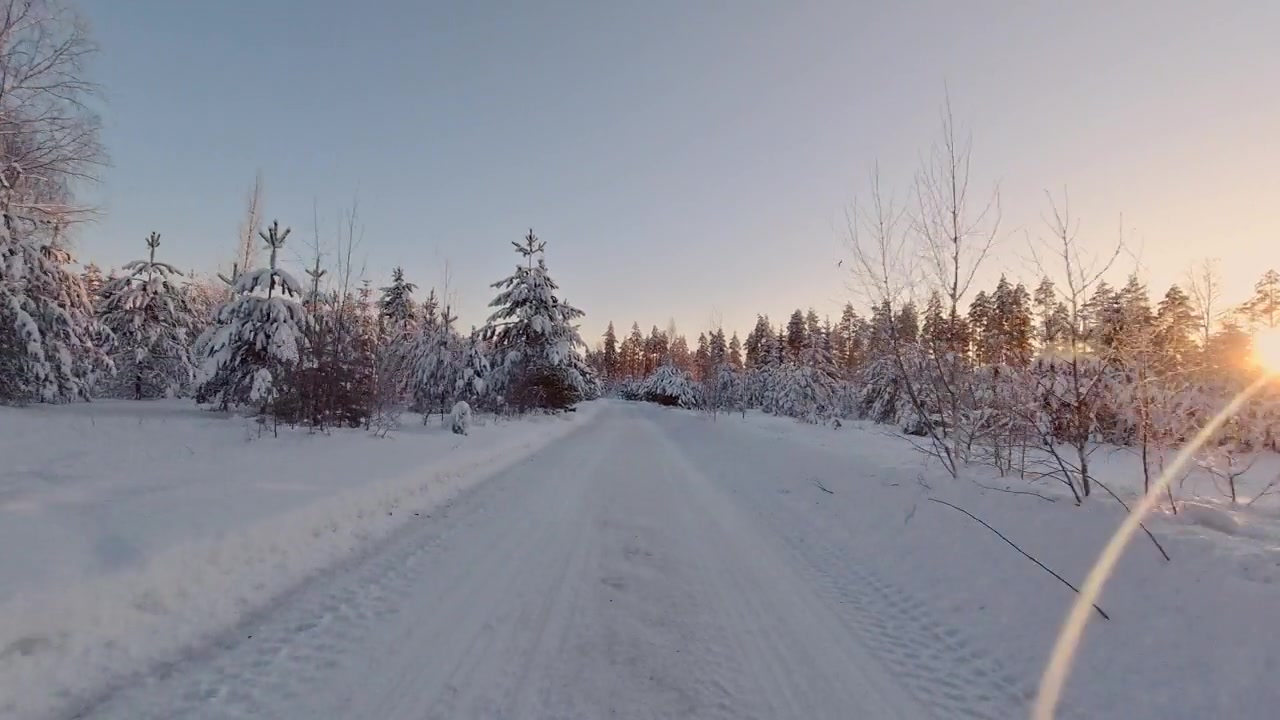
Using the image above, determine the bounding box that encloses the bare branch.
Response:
[928,499,1109,620]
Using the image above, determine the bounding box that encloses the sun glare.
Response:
[1253,328,1280,372]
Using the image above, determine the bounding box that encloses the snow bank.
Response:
[0,400,598,720]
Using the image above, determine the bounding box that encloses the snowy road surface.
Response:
[80,404,942,720]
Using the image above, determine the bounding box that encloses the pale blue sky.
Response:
[78,1,1280,342]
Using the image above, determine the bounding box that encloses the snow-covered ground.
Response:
[0,400,599,720]
[4,400,1280,719]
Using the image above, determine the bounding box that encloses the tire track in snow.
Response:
[660,413,1038,719]
[79,404,938,720]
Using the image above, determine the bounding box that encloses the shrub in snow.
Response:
[482,229,590,411]
[194,222,309,413]
[617,377,645,402]
[0,166,111,404]
[450,400,472,435]
[98,232,196,399]
[641,364,699,408]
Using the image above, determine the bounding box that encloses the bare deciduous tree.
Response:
[913,93,1001,327]
[235,170,264,275]
[0,0,104,222]
[1023,190,1124,501]
[1186,257,1224,348]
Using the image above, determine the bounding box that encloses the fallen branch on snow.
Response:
[1088,477,1171,563]
[811,478,835,495]
[927,498,1110,621]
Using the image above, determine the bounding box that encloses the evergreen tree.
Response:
[81,262,106,300]
[482,229,588,410]
[406,303,490,417]
[1204,320,1252,378]
[1240,269,1280,330]
[1116,274,1154,353]
[709,328,728,369]
[924,290,950,350]
[644,326,668,374]
[601,322,619,380]
[785,309,807,361]
[377,266,418,338]
[1082,280,1115,351]
[728,332,744,370]
[98,232,197,399]
[895,301,919,344]
[668,333,692,374]
[745,315,771,369]
[695,331,710,380]
[194,222,310,412]
[0,169,111,403]
[859,300,902,423]
[420,288,440,334]
[1002,281,1034,367]
[621,322,644,378]
[1155,284,1198,370]
[836,304,866,374]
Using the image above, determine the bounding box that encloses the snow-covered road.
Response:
[80,403,935,720]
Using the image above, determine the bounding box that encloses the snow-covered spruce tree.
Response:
[483,229,588,411]
[601,322,619,383]
[0,169,111,404]
[377,266,418,339]
[98,232,196,399]
[642,362,700,408]
[406,304,488,419]
[194,221,309,415]
[786,314,839,423]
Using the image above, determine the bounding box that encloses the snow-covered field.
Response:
[0,400,599,720]
[4,399,1280,719]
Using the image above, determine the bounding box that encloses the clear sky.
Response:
[78,0,1280,343]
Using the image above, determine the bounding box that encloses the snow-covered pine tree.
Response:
[896,301,920,344]
[728,332,743,371]
[993,276,1034,367]
[98,232,196,399]
[644,326,668,375]
[709,328,727,368]
[744,315,770,369]
[772,328,786,366]
[925,290,951,352]
[194,221,310,414]
[420,288,440,335]
[790,313,839,423]
[1154,284,1197,371]
[668,333,692,375]
[601,322,619,381]
[483,229,588,410]
[454,328,491,405]
[377,266,418,339]
[406,302,466,418]
[618,322,643,379]
[694,331,710,381]
[81,262,106,300]
[0,168,111,404]
[785,309,807,361]
[858,300,902,423]
[1082,280,1115,352]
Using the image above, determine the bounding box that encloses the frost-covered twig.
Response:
[928,499,1109,620]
